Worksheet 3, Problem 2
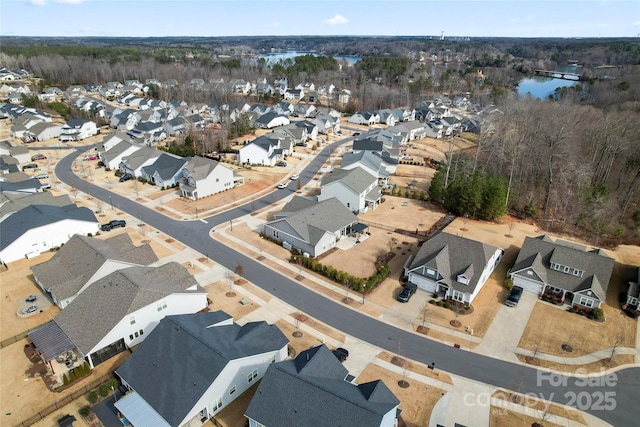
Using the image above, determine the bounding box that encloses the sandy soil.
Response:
[492,389,587,424]
[490,407,565,427]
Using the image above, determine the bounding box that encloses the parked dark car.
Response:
[22,163,38,171]
[353,132,361,136]
[26,295,37,303]
[31,154,47,161]
[397,283,417,303]
[275,161,287,167]
[504,286,524,307]
[332,347,349,362]
[118,173,133,182]
[99,219,126,231]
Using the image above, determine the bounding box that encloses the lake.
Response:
[257,51,361,66]
[517,65,582,99]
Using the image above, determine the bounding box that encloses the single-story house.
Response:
[31,234,158,309]
[115,312,289,427]
[404,231,504,305]
[245,344,400,427]
[263,196,358,257]
[508,235,615,309]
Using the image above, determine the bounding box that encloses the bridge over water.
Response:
[533,69,584,81]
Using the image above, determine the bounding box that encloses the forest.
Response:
[1,36,639,245]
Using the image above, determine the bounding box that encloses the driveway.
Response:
[93,390,124,427]
[473,291,537,362]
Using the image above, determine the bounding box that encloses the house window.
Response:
[247,369,258,383]
[347,203,350,208]
[139,329,144,336]
[579,296,594,308]
[271,355,276,364]
[426,268,435,277]
[563,266,570,273]
[129,334,134,340]
[129,316,136,325]
[216,178,219,182]
[229,385,236,395]
[157,301,168,311]
[212,397,222,412]
[134,331,139,338]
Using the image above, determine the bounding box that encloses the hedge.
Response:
[291,255,390,292]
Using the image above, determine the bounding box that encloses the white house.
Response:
[404,232,504,306]
[263,197,358,258]
[237,135,287,166]
[245,345,400,427]
[179,156,243,200]
[348,111,379,126]
[100,140,144,170]
[119,146,162,178]
[24,122,63,141]
[59,119,98,142]
[254,112,290,129]
[318,166,382,213]
[31,234,158,309]
[114,312,289,427]
[0,205,99,264]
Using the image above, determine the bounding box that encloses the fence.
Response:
[358,215,454,241]
[1,331,29,349]
[15,373,114,427]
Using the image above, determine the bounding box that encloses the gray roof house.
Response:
[115,312,289,427]
[318,166,382,213]
[45,261,207,369]
[141,153,189,188]
[31,234,158,309]
[179,156,244,200]
[119,146,162,178]
[404,231,504,305]
[245,344,400,427]
[341,150,392,183]
[0,191,72,219]
[0,204,98,264]
[263,196,358,257]
[509,235,615,309]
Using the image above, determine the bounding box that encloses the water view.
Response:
[517,76,579,99]
[258,50,361,65]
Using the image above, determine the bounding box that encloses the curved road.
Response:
[55,141,638,426]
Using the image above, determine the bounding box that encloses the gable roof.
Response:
[341,151,388,178]
[141,153,188,181]
[0,191,73,219]
[408,231,501,295]
[116,312,288,426]
[1,204,97,251]
[245,345,399,427]
[511,235,615,300]
[266,197,357,246]
[54,262,203,355]
[321,167,377,194]
[31,234,158,302]
[183,156,227,181]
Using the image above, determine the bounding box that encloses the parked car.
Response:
[504,286,524,307]
[277,182,288,189]
[118,173,133,182]
[397,283,417,302]
[41,183,51,190]
[26,295,37,303]
[353,132,361,136]
[99,219,126,232]
[25,305,38,314]
[83,154,98,161]
[290,174,299,180]
[332,347,349,362]
[35,173,49,180]
[31,154,47,161]
[22,163,38,171]
[275,161,287,167]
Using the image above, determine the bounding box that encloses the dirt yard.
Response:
[357,363,447,427]
[517,301,637,357]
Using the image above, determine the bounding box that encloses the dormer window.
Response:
[457,275,469,285]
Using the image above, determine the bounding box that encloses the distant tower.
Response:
[440,31,444,41]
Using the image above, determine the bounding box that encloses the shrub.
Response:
[98,384,110,397]
[87,391,98,404]
[107,378,119,390]
[79,406,92,417]
[87,233,92,237]
[591,307,604,320]
[443,302,451,309]
[62,373,69,386]
[504,278,514,290]
[429,299,437,305]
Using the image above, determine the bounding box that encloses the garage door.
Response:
[513,275,544,295]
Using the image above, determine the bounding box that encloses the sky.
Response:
[1,0,639,38]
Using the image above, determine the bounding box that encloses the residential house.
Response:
[110,109,141,131]
[377,109,400,127]
[341,150,392,185]
[0,178,44,195]
[254,112,290,129]
[293,103,316,118]
[317,166,382,213]
[625,268,640,312]
[304,91,319,103]
[238,135,288,166]
[59,119,98,142]
[37,87,63,102]
[352,138,400,164]
[165,117,188,136]
[0,142,30,164]
[271,125,307,147]
[393,106,416,122]
[348,111,379,126]
[114,312,289,427]
[404,232,504,305]
[245,344,400,427]
[31,234,158,309]
[390,121,428,142]
[283,88,304,101]
[263,197,358,257]
[296,82,315,91]
[179,156,243,200]
[100,140,144,170]
[0,191,72,219]
[0,204,98,264]
[274,101,295,116]
[24,122,62,141]
[97,131,133,153]
[141,153,189,188]
[337,89,352,105]
[508,235,615,309]
[30,261,207,369]
[231,79,251,94]
[119,146,162,178]
[294,120,319,139]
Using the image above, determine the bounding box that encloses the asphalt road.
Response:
[54,140,638,426]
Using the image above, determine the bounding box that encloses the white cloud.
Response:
[325,14,348,26]
[29,0,85,5]
[29,0,47,5]
[634,20,640,27]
